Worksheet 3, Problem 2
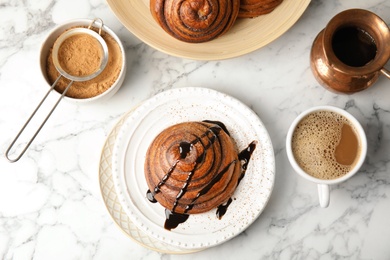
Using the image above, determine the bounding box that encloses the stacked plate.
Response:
[99,88,275,253]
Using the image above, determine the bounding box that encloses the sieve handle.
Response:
[5,76,74,163]
[88,18,104,35]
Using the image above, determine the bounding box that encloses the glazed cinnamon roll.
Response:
[150,0,240,43]
[145,121,241,216]
[238,0,283,18]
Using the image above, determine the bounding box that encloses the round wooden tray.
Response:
[106,0,310,60]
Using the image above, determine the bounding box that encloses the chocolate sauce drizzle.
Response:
[146,121,257,230]
[146,161,178,203]
[216,198,233,220]
[203,120,231,136]
[237,141,257,186]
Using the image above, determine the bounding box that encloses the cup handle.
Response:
[381,68,390,79]
[317,184,330,208]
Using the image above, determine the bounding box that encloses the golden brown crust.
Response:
[144,121,241,214]
[238,0,283,18]
[150,0,240,43]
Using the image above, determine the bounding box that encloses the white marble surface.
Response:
[1,0,390,259]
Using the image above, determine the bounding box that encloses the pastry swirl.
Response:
[238,0,283,18]
[144,121,241,214]
[150,0,240,43]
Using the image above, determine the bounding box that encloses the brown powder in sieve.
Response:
[46,26,122,99]
[58,34,102,77]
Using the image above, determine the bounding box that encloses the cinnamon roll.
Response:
[150,0,240,43]
[238,0,283,18]
[145,120,257,230]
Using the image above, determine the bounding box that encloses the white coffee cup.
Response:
[286,106,367,207]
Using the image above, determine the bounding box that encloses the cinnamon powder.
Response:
[58,34,102,77]
[46,26,122,99]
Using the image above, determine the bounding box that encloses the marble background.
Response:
[0,0,389,259]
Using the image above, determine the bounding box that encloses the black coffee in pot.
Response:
[332,26,377,67]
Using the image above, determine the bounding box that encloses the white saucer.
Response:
[111,87,275,250]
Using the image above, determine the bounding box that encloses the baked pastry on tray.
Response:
[238,0,283,18]
[150,0,240,43]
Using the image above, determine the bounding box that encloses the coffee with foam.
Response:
[291,111,361,180]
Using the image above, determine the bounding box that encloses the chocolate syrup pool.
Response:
[146,121,257,231]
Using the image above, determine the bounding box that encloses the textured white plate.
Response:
[111,87,275,250]
[99,107,201,254]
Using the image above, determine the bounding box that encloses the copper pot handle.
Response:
[381,67,390,79]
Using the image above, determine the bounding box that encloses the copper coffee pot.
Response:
[310,9,390,94]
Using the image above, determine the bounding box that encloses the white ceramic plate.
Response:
[99,107,201,254]
[111,87,275,250]
[106,0,310,60]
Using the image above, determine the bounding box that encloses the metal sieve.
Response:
[5,18,109,163]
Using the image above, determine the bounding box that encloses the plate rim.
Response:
[106,0,311,60]
[111,87,276,250]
